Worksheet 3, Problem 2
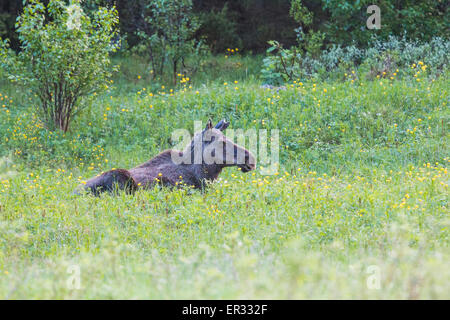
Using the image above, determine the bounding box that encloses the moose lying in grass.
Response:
[79,120,256,195]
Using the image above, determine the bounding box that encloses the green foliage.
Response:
[0,0,449,53]
[197,4,242,54]
[289,0,313,26]
[321,0,449,46]
[289,1,325,58]
[261,40,296,85]
[137,0,209,84]
[0,0,119,132]
[261,36,450,84]
[0,105,108,168]
[260,0,330,85]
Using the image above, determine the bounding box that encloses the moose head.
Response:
[179,119,257,173]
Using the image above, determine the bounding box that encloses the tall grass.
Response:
[0,56,448,299]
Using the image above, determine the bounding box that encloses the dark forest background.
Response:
[1,0,448,53]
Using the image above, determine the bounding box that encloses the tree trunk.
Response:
[173,59,178,85]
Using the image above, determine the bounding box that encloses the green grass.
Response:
[0,57,448,299]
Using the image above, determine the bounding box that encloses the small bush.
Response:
[0,0,119,132]
[261,36,450,83]
[137,0,209,84]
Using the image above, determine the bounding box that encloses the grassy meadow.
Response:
[0,55,449,299]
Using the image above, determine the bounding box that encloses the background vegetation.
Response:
[1,0,448,52]
[0,0,448,299]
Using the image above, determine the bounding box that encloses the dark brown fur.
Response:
[79,120,256,196]
[83,169,138,196]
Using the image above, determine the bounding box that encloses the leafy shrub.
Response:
[137,0,209,84]
[324,0,448,46]
[365,36,450,76]
[261,40,296,85]
[0,0,119,132]
[261,36,450,83]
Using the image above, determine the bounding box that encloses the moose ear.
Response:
[205,119,213,131]
[215,119,230,131]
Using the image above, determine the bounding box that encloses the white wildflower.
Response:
[66,3,82,30]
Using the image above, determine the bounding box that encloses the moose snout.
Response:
[240,150,256,172]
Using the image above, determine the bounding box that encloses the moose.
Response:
[79,119,256,195]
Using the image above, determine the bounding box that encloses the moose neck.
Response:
[175,154,225,188]
[200,163,224,181]
[178,147,225,184]
[188,163,224,184]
